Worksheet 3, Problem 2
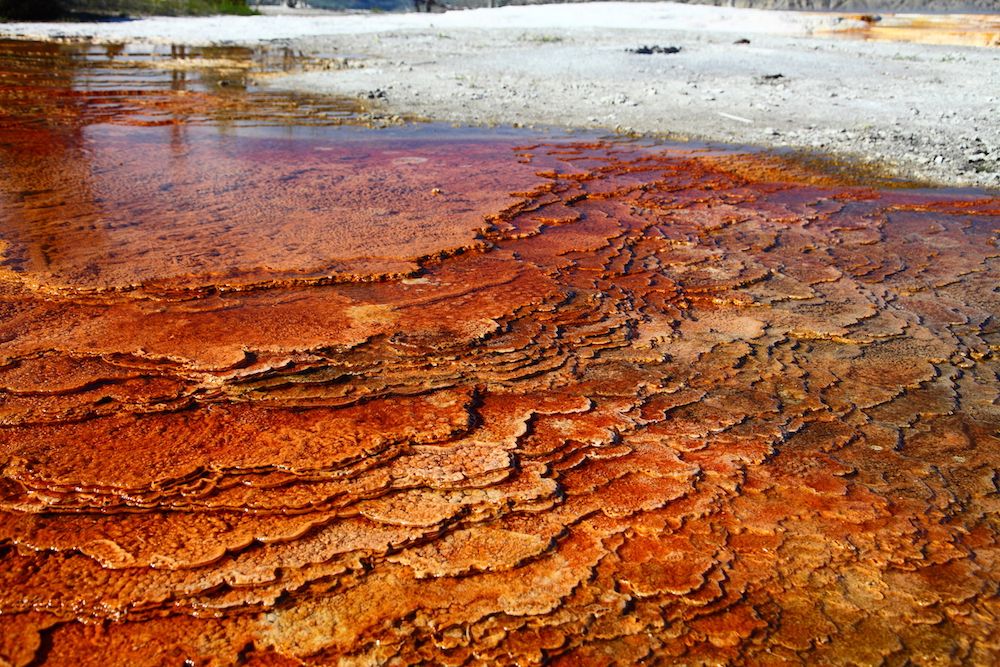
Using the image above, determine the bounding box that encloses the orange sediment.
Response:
[821,12,1000,48]
[1,41,999,666]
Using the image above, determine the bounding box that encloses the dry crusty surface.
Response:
[1,38,999,667]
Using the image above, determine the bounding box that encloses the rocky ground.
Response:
[3,2,999,188]
[273,17,1000,189]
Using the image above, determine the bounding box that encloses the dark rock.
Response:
[628,45,682,55]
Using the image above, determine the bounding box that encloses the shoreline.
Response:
[2,2,998,189]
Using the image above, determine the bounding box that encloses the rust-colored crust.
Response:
[1,40,999,667]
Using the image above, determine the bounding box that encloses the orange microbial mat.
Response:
[824,12,1000,48]
[1,41,998,666]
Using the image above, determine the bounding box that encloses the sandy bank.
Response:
[2,2,998,188]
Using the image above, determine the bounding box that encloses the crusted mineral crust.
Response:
[1,40,999,667]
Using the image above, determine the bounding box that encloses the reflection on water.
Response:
[1,39,999,667]
[0,39,539,294]
[0,38,367,128]
[0,40,376,292]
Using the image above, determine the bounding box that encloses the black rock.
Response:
[628,45,682,55]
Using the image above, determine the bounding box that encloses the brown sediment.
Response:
[1,41,1000,667]
[0,125,550,293]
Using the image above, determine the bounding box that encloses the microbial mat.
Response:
[0,40,998,666]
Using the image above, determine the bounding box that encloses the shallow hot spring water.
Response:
[0,40,998,666]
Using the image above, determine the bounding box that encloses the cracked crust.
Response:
[2,137,998,665]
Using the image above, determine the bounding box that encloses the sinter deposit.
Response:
[0,31,998,667]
